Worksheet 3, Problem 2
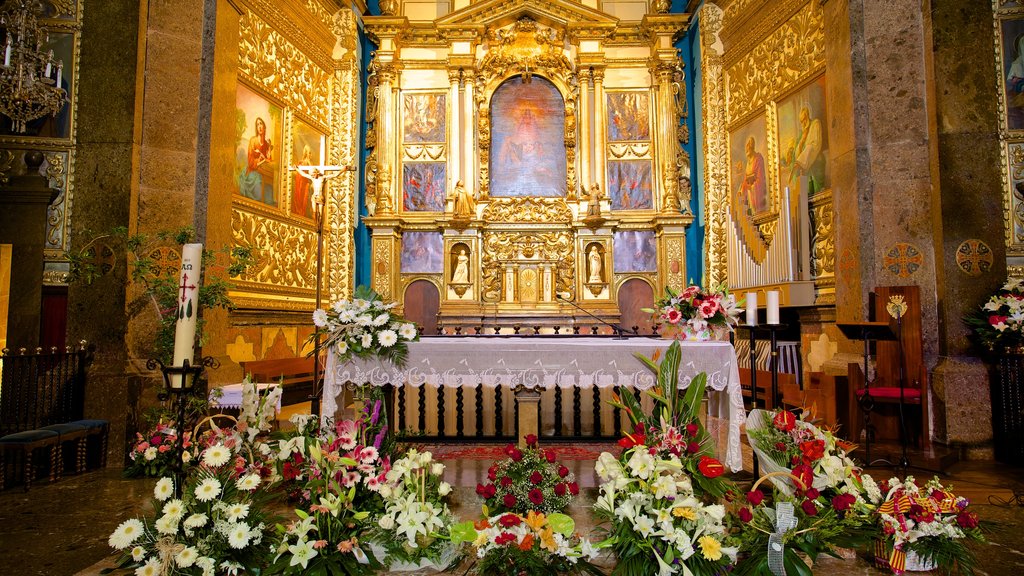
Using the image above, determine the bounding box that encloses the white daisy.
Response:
[154,514,178,535]
[195,478,222,502]
[184,513,208,529]
[195,557,215,576]
[134,559,161,576]
[377,329,398,347]
[226,523,251,549]
[153,478,174,501]
[312,309,329,327]
[226,503,250,522]
[202,444,230,468]
[175,546,198,568]
[360,333,373,347]
[399,323,417,340]
[130,545,146,562]
[144,446,158,461]
[108,518,145,550]
[336,340,349,355]
[236,473,261,491]
[373,313,390,326]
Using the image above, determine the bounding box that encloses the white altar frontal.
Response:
[325,337,745,471]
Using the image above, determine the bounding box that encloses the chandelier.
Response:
[0,0,66,133]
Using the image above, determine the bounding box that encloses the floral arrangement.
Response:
[866,476,985,575]
[644,284,742,341]
[236,375,282,442]
[311,284,419,366]
[730,472,878,576]
[108,441,278,575]
[452,511,602,576]
[124,422,191,479]
[475,436,579,516]
[746,407,862,497]
[595,342,739,575]
[269,400,392,574]
[371,448,459,570]
[965,277,1024,352]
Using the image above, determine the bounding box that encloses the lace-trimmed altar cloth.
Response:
[324,337,746,471]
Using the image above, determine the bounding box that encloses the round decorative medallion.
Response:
[883,242,924,278]
[147,246,181,278]
[955,239,993,277]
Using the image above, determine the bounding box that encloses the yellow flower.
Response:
[673,507,697,520]
[698,535,722,561]
[539,527,557,552]
[473,531,489,547]
[525,510,547,532]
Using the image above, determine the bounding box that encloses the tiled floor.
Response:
[1,449,1021,576]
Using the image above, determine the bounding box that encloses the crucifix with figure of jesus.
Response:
[289,136,356,229]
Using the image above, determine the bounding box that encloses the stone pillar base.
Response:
[515,388,541,447]
[930,355,993,457]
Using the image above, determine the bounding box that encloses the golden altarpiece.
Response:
[362,0,693,329]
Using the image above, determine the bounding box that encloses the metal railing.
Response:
[0,341,90,436]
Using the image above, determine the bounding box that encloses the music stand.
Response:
[837,322,896,466]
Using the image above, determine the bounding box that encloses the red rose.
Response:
[773,410,797,432]
[483,484,496,499]
[774,442,786,451]
[500,476,513,488]
[792,464,814,492]
[151,435,162,445]
[687,441,701,454]
[528,488,544,505]
[697,456,724,478]
[746,490,765,505]
[476,483,489,497]
[503,494,517,508]
[956,511,978,529]
[801,499,818,516]
[510,448,523,462]
[499,513,521,527]
[529,471,543,485]
[805,488,820,500]
[545,450,556,463]
[799,439,826,462]
[503,443,518,457]
[831,493,856,512]
[524,434,538,447]
[495,532,517,546]
[568,482,579,495]
[738,507,753,523]
[989,314,1009,326]
[685,423,699,436]
[558,465,569,478]
[554,483,567,496]
[487,466,497,481]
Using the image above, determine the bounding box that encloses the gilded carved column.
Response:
[376,63,398,213]
[578,69,592,186]
[592,67,607,190]
[462,74,475,197]
[651,60,678,212]
[448,68,462,193]
[698,3,727,288]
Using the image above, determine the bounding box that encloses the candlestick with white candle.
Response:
[170,243,203,387]
[766,290,780,325]
[745,292,758,326]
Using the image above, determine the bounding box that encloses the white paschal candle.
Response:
[745,292,758,326]
[766,290,780,325]
[171,243,203,387]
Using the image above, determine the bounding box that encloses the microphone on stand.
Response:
[555,293,630,340]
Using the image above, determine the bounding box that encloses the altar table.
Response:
[209,383,282,411]
[324,337,746,471]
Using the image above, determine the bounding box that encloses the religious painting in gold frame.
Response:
[728,114,770,216]
[776,74,829,198]
[606,91,651,142]
[489,76,567,198]
[234,83,283,209]
[999,16,1024,132]
[403,93,446,143]
[607,160,654,210]
[289,118,326,220]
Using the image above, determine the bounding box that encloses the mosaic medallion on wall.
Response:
[146,246,182,279]
[955,239,993,277]
[882,242,924,278]
[838,248,856,276]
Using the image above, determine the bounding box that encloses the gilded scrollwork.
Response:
[608,143,651,159]
[479,17,574,82]
[480,231,575,302]
[724,1,824,125]
[238,9,331,122]
[373,239,393,299]
[810,193,835,278]
[231,208,317,291]
[328,40,360,302]
[699,4,729,287]
[665,236,685,292]
[481,197,573,222]
[1008,142,1024,246]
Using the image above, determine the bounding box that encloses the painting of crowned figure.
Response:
[489,76,567,197]
[777,75,830,197]
[607,92,651,141]
[404,93,446,143]
[403,162,446,212]
[234,84,282,207]
[607,160,654,210]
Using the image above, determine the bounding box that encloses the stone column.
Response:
[462,76,476,197]
[448,68,461,191]
[578,69,592,185]
[0,153,58,349]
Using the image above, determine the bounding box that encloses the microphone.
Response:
[555,293,631,339]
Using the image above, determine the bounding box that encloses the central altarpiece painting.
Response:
[362,0,692,331]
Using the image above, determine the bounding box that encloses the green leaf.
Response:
[353,511,369,520]
[450,520,478,546]
[337,457,359,466]
[548,513,575,535]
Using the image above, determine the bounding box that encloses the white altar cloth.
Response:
[324,337,745,471]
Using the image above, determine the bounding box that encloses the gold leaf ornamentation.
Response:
[481,197,573,223]
[231,207,317,291]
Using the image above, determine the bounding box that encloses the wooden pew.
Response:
[239,357,315,406]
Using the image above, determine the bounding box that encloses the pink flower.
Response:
[665,308,683,324]
[681,286,700,300]
[698,298,720,319]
